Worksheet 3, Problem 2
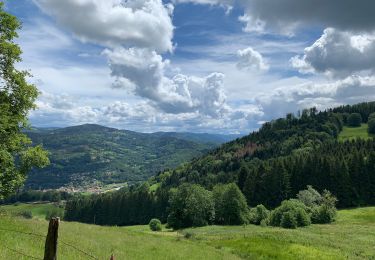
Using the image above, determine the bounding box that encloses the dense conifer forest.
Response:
[64,102,375,227]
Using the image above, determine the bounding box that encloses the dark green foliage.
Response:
[347,113,363,127]
[270,199,311,228]
[25,124,221,189]
[64,184,169,226]
[1,190,72,204]
[213,183,250,225]
[45,208,64,221]
[249,205,270,225]
[368,113,375,122]
[0,3,49,199]
[280,212,297,229]
[149,218,162,231]
[167,184,214,229]
[368,119,375,134]
[311,190,337,224]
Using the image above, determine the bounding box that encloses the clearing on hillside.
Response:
[339,124,373,141]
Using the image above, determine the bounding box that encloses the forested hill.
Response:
[64,102,375,226]
[155,102,375,207]
[25,124,239,189]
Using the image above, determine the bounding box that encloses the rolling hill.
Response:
[25,124,240,190]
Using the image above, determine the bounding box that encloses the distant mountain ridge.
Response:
[25,124,241,189]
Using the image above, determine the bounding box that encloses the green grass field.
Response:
[0,203,63,219]
[338,124,373,141]
[0,205,374,259]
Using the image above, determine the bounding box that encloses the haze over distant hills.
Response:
[25,124,242,189]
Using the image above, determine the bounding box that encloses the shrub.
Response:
[167,184,215,229]
[213,183,250,225]
[18,210,33,219]
[311,190,337,224]
[260,219,268,227]
[149,218,162,231]
[280,212,297,229]
[270,199,311,228]
[297,185,322,208]
[249,204,270,225]
[368,113,375,122]
[368,119,375,134]
[347,113,362,127]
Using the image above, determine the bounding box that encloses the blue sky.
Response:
[5,0,375,134]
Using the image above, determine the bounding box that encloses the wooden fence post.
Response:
[44,217,60,260]
[110,254,115,260]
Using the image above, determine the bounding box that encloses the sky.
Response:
[4,0,375,134]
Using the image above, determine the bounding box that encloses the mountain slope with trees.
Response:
[25,124,237,189]
[64,102,375,226]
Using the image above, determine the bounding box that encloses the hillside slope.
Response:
[25,124,237,189]
[0,206,374,259]
[154,102,375,208]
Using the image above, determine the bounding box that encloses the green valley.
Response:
[25,124,239,190]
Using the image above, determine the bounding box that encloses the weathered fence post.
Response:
[44,217,60,260]
[110,254,115,260]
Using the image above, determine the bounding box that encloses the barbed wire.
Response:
[0,226,99,259]
[0,227,45,238]
[2,244,43,260]
[60,240,99,260]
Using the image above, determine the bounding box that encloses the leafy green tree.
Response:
[368,119,375,134]
[213,183,249,225]
[0,3,49,199]
[347,113,362,127]
[249,204,270,225]
[167,184,214,229]
[149,218,162,231]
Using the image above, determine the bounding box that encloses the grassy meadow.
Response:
[338,123,373,141]
[0,202,63,220]
[0,204,374,259]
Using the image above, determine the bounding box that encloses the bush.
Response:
[249,204,270,225]
[260,219,268,227]
[270,199,311,228]
[18,210,33,219]
[368,113,375,122]
[311,205,336,224]
[347,113,362,127]
[167,184,215,229]
[213,183,250,225]
[149,218,162,231]
[311,190,337,224]
[368,119,375,134]
[280,212,297,229]
[297,185,322,208]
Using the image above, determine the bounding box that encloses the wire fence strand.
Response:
[2,244,43,260]
[60,240,99,260]
[0,227,45,238]
[0,226,99,259]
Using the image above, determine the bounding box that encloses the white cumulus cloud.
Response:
[291,28,375,77]
[237,47,268,71]
[33,0,174,52]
